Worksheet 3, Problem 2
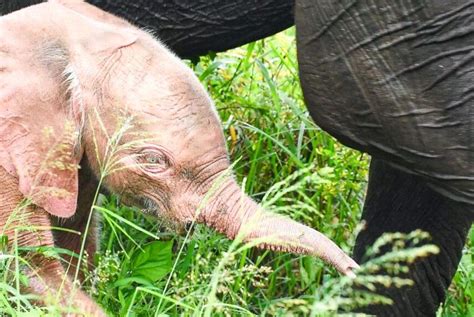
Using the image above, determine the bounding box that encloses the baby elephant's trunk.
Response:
[197,179,359,277]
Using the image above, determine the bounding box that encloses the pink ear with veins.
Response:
[0,2,138,218]
[0,119,81,218]
[13,123,82,218]
[25,157,80,218]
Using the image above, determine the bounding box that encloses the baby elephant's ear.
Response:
[0,119,82,219]
[0,34,82,218]
[0,122,81,218]
[24,123,82,218]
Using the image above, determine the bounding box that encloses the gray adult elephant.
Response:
[2,1,473,316]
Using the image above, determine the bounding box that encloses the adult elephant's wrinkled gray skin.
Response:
[3,1,473,316]
[297,0,474,206]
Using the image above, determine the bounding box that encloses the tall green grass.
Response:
[0,27,472,316]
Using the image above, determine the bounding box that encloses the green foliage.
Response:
[128,241,173,284]
[441,228,474,316]
[0,27,472,316]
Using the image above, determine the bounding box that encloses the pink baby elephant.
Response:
[0,0,358,315]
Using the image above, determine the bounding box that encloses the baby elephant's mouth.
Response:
[119,193,160,215]
[120,193,188,234]
[138,196,161,216]
[175,220,195,236]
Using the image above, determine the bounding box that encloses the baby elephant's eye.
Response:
[138,149,171,173]
[145,154,164,164]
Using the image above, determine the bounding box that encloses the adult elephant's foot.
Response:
[353,159,473,316]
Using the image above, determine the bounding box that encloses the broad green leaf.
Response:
[130,240,173,283]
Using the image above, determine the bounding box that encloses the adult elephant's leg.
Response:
[296,1,474,313]
[354,159,473,316]
[1,0,295,59]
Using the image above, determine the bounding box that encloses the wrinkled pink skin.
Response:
[0,1,358,315]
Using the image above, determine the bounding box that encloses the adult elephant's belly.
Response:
[296,0,474,205]
[88,0,294,58]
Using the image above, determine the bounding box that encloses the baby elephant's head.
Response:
[0,2,358,276]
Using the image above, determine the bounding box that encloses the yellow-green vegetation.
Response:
[0,28,472,316]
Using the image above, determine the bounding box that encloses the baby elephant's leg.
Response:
[0,167,105,316]
[51,166,101,282]
[51,208,100,282]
